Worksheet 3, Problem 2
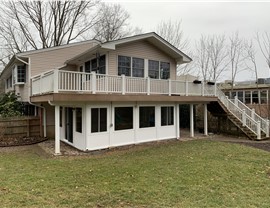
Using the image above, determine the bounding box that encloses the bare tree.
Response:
[156,19,189,51]
[93,3,131,42]
[244,39,262,114]
[208,34,228,81]
[228,32,246,91]
[195,35,211,81]
[0,1,99,58]
[256,31,270,69]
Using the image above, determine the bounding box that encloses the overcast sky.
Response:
[105,0,270,81]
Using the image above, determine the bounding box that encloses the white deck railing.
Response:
[31,69,269,139]
[31,69,217,97]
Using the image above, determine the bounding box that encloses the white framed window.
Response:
[13,64,26,85]
[161,106,174,126]
[84,55,106,74]
[118,55,145,78]
[148,60,170,80]
[91,108,107,133]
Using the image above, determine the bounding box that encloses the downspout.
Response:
[28,101,47,138]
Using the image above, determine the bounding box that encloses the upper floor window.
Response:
[118,55,131,76]
[118,56,145,78]
[160,62,170,79]
[13,64,26,84]
[148,60,159,79]
[148,60,170,79]
[84,55,106,74]
[132,58,144,77]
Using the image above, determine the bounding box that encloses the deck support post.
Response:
[267,120,270,137]
[257,121,261,140]
[91,72,96,94]
[121,74,126,95]
[147,77,150,95]
[190,104,194,137]
[176,104,180,139]
[204,104,208,136]
[55,105,61,155]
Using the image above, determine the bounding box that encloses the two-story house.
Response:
[1,33,267,154]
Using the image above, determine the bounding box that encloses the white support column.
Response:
[43,108,47,138]
[147,77,150,95]
[91,71,96,94]
[214,83,217,96]
[176,104,180,139]
[168,79,171,96]
[53,69,59,93]
[190,104,194,137]
[242,109,246,127]
[55,105,61,155]
[121,74,126,95]
[204,104,208,136]
[257,121,261,140]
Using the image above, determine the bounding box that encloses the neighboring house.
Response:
[0,32,268,154]
[220,82,270,118]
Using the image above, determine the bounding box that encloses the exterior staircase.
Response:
[211,88,270,140]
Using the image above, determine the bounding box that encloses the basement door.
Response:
[65,107,73,143]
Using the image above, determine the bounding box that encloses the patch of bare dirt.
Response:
[0,137,47,147]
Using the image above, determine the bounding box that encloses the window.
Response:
[91,108,107,133]
[118,56,131,76]
[132,58,144,77]
[91,58,97,72]
[252,91,259,104]
[237,91,244,102]
[76,108,82,133]
[148,60,159,79]
[6,75,12,89]
[115,107,133,130]
[99,55,106,74]
[139,107,155,128]
[84,55,106,74]
[85,61,90,73]
[148,60,170,79]
[161,106,174,126]
[160,62,170,79]
[245,91,251,104]
[261,90,267,104]
[14,64,26,83]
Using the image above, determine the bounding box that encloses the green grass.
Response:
[0,140,270,208]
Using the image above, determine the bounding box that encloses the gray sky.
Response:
[105,0,270,81]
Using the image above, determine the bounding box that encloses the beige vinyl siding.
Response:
[108,40,177,80]
[29,42,98,77]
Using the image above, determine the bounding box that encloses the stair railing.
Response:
[215,88,262,139]
[232,97,269,137]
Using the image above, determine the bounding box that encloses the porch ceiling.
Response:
[30,93,218,104]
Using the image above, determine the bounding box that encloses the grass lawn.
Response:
[0,140,270,208]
